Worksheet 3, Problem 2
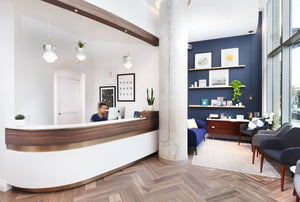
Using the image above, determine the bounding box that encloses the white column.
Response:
[0,0,15,192]
[158,0,188,165]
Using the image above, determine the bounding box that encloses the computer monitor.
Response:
[108,107,119,120]
[108,107,125,120]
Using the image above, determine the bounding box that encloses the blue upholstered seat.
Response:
[187,117,207,155]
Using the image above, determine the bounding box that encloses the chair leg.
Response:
[252,145,255,164]
[297,193,299,202]
[238,132,241,145]
[281,164,285,191]
[260,153,264,173]
[251,137,253,147]
[194,146,197,155]
[257,147,259,157]
[294,188,296,196]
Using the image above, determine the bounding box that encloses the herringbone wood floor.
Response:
[0,152,296,202]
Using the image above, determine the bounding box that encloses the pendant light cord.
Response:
[48,5,51,44]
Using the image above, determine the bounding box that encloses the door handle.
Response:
[211,126,215,129]
[58,112,61,115]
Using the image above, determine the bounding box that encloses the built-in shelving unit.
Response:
[189,105,245,108]
[189,85,246,89]
[188,65,245,71]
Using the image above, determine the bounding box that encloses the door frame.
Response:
[54,70,86,125]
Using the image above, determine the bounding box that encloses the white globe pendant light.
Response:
[43,44,57,63]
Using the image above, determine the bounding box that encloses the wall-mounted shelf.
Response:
[189,85,246,89]
[188,65,245,71]
[189,105,245,109]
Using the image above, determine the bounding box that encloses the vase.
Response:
[147,105,153,111]
[15,119,26,127]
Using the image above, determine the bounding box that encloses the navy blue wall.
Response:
[188,13,262,121]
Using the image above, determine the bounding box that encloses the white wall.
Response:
[0,0,15,191]
[14,0,159,125]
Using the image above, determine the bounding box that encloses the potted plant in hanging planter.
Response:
[147,88,155,111]
[230,80,242,106]
[15,114,26,127]
[76,40,87,61]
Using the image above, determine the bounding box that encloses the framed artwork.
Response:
[198,79,207,87]
[201,99,208,106]
[221,48,239,67]
[194,52,212,69]
[99,86,116,108]
[117,73,135,102]
[209,69,229,87]
[211,99,218,106]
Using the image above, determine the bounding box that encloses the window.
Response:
[291,44,300,126]
[272,0,281,49]
[272,53,281,128]
[291,0,300,36]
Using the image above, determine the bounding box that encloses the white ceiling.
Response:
[188,0,259,42]
[86,0,262,43]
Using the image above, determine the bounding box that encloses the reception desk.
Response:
[5,111,158,192]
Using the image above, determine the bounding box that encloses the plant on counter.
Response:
[147,88,155,106]
[15,114,25,120]
[77,40,86,49]
[230,80,242,103]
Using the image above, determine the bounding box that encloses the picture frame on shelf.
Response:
[117,73,135,102]
[209,69,229,87]
[221,48,239,67]
[227,100,233,106]
[201,99,209,106]
[194,52,212,69]
[198,79,207,87]
[211,99,218,106]
[99,86,116,108]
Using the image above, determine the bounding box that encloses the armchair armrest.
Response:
[195,119,206,130]
[261,137,283,151]
[296,160,300,174]
[240,123,248,131]
[280,147,300,165]
[252,125,268,135]
[257,130,276,134]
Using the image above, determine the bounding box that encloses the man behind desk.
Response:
[91,102,108,122]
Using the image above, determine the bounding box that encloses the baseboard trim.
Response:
[0,179,12,192]
[159,156,188,166]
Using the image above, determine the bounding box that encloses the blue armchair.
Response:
[188,117,207,155]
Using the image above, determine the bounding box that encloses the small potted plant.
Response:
[15,114,26,127]
[230,80,242,105]
[147,88,155,111]
[76,40,87,61]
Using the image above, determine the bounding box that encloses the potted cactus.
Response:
[15,114,26,127]
[147,88,155,111]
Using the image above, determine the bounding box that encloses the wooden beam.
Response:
[41,0,159,46]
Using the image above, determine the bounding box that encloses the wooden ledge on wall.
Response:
[40,0,159,46]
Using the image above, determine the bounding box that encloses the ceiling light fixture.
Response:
[43,5,57,63]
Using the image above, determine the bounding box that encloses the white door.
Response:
[54,72,84,125]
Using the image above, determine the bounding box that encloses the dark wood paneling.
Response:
[6,111,159,146]
[40,0,159,46]
[207,120,248,136]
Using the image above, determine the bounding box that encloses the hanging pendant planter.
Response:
[43,44,57,63]
[76,40,87,61]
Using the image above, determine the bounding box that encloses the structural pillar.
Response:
[158,0,188,165]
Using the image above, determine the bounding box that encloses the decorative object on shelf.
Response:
[43,4,57,63]
[15,114,26,127]
[221,48,239,67]
[211,99,218,106]
[194,81,198,87]
[194,52,212,69]
[254,112,260,117]
[220,113,228,119]
[189,105,245,108]
[191,84,194,87]
[209,69,229,87]
[239,102,243,107]
[123,52,133,69]
[146,88,155,111]
[227,100,232,106]
[236,114,244,120]
[201,99,208,106]
[76,40,87,61]
[117,73,135,102]
[248,112,253,119]
[43,43,57,63]
[198,79,207,87]
[230,80,242,102]
[99,86,116,108]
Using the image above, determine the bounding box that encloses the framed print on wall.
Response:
[194,52,212,69]
[99,86,116,108]
[221,48,239,67]
[117,73,135,102]
[209,69,229,87]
